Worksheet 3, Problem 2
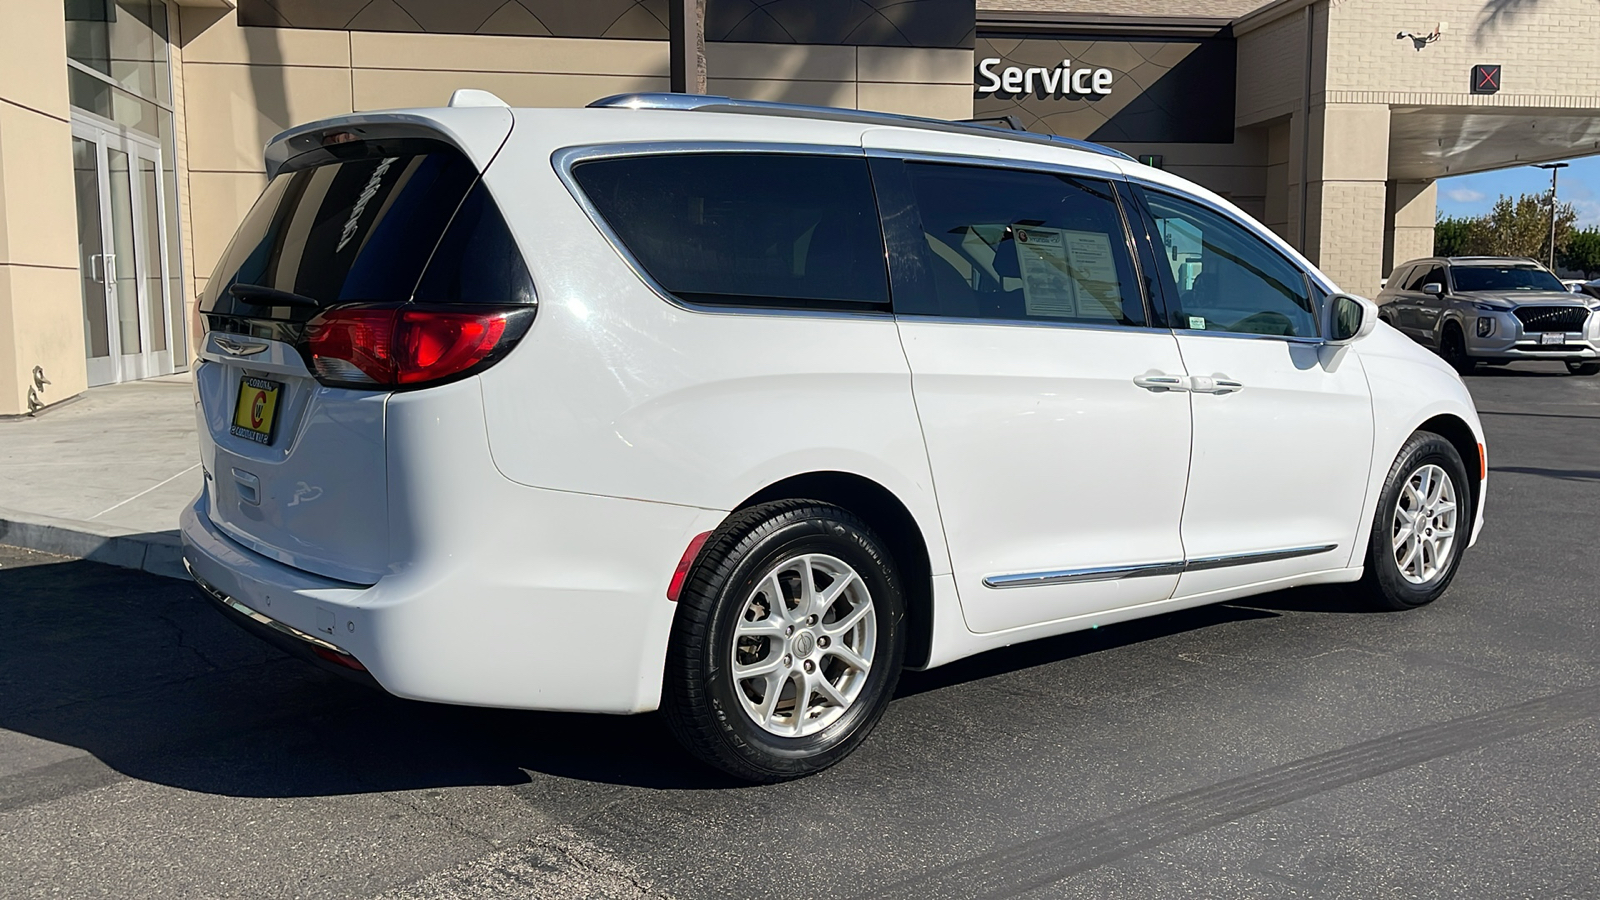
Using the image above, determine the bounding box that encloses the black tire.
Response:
[662,500,906,782]
[1357,432,1473,611]
[1566,360,1600,376]
[1439,325,1476,376]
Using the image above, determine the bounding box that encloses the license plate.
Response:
[1540,332,1564,345]
[230,377,282,445]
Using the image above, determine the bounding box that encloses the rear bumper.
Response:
[181,483,717,714]
[187,558,382,689]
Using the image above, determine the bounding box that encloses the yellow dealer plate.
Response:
[230,376,282,445]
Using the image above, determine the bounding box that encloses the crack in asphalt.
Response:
[374,825,677,900]
[853,686,1600,900]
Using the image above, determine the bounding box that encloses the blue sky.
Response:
[1436,153,1600,227]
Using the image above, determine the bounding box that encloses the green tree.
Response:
[1478,192,1577,260]
[1559,226,1600,279]
[1434,214,1481,257]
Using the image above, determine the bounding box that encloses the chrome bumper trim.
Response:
[182,557,353,658]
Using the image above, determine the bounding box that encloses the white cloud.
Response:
[1445,188,1485,203]
[1568,198,1600,229]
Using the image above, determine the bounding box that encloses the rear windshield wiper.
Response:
[229,283,321,308]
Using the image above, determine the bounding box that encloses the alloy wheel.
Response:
[730,553,877,737]
[1390,463,1459,585]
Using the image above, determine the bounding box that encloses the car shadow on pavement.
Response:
[0,556,1368,800]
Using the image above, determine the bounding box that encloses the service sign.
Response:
[974,36,1236,144]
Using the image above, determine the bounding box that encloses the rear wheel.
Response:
[1566,360,1600,376]
[1440,326,1476,375]
[1358,432,1472,610]
[662,500,905,782]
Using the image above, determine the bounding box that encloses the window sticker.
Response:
[1189,316,1207,330]
[1014,226,1123,319]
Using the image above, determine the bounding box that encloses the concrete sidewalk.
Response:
[0,375,198,578]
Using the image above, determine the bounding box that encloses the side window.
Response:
[571,153,888,311]
[1142,189,1317,337]
[1420,265,1448,291]
[1386,265,1415,292]
[1402,264,1443,292]
[895,162,1145,326]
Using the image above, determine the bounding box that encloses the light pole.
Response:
[1533,162,1569,270]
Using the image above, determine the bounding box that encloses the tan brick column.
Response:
[0,0,85,415]
[1303,103,1391,298]
[1384,180,1437,277]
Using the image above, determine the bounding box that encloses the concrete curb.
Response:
[0,506,186,580]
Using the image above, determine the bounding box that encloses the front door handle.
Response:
[1189,375,1244,395]
[1133,373,1187,392]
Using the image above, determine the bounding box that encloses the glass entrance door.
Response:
[71,117,174,386]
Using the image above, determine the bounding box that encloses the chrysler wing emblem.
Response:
[215,336,269,357]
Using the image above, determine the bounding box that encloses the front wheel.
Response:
[1358,432,1473,610]
[1566,360,1600,376]
[662,500,906,782]
[1440,327,1476,376]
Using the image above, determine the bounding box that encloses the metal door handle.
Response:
[89,253,104,283]
[1133,373,1187,392]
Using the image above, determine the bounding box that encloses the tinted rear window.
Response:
[572,153,889,311]
[205,141,532,320]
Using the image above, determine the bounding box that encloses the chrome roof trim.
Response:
[586,92,1137,163]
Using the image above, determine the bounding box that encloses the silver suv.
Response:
[1377,256,1600,375]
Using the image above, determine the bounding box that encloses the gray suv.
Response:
[1377,256,1600,376]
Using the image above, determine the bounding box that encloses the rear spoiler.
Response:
[263,107,514,179]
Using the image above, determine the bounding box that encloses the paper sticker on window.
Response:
[1014,226,1122,319]
[1189,316,1206,330]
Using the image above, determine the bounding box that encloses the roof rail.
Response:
[587,93,1136,162]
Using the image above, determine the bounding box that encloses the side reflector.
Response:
[312,646,368,672]
[1479,442,1487,480]
[667,531,713,602]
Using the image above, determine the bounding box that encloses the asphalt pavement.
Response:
[1,361,1597,899]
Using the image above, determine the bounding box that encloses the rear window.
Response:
[204,140,532,321]
[1451,265,1565,293]
[571,153,889,312]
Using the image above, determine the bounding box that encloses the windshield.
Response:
[1451,265,1566,293]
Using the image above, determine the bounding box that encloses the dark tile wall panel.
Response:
[237,0,974,47]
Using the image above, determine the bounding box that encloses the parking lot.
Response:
[1,361,1596,900]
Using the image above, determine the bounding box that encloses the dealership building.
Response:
[4,0,1600,415]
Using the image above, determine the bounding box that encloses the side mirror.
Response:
[1325,293,1379,345]
[1422,282,1444,296]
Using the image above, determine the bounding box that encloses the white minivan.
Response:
[181,92,1487,781]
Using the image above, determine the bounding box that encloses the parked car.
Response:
[181,92,1487,781]
[1376,257,1600,375]
[1575,279,1600,302]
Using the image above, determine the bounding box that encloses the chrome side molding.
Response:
[983,560,1185,589]
[983,543,1339,589]
[1182,543,1339,572]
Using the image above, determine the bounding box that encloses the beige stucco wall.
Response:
[0,0,86,416]
[174,9,973,295]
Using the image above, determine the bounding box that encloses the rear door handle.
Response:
[1133,373,1188,392]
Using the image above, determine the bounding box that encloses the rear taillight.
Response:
[304,304,533,388]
